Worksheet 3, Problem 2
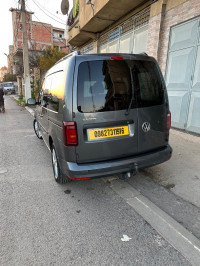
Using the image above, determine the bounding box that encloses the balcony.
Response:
[68,0,149,47]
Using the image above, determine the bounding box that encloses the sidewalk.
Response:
[11,94,35,116]
[12,95,200,208]
[142,129,200,208]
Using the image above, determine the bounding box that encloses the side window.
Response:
[39,79,45,102]
[48,71,65,113]
[41,76,52,105]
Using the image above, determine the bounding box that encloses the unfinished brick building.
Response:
[9,8,69,94]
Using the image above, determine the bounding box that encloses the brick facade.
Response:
[9,8,69,97]
[10,9,68,54]
[32,22,52,44]
[146,12,163,59]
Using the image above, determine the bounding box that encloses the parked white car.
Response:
[3,82,15,94]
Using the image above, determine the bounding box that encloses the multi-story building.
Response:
[9,8,69,94]
[67,0,200,134]
[5,45,15,75]
[0,66,8,82]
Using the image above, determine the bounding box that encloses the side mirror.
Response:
[27,98,36,105]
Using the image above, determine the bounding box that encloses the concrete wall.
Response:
[79,0,109,29]
[68,0,109,45]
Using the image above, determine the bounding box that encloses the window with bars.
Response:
[122,19,134,35]
[134,12,150,30]
[81,43,94,54]
[99,9,150,54]
[108,28,122,42]
[100,35,108,46]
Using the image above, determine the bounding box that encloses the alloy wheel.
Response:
[52,148,58,180]
[34,120,42,139]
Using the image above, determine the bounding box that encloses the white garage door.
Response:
[165,18,200,134]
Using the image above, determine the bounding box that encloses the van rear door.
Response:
[74,57,139,163]
[133,60,169,153]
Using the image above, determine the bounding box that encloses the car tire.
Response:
[33,119,42,139]
[51,144,71,184]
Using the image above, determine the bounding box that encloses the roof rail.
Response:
[55,50,81,65]
[139,52,148,56]
[70,51,81,56]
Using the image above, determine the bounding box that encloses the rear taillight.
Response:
[68,176,91,180]
[167,110,171,130]
[110,56,124,60]
[63,122,78,146]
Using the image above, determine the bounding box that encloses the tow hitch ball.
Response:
[121,164,138,180]
[121,170,137,180]
[121,172,131,179]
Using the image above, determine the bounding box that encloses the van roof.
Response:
[56,51,151,65]
[46,52,154,78]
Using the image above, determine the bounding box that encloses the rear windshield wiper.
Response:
[125,67,134,116]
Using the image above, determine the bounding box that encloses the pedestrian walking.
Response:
[0,87,5,112]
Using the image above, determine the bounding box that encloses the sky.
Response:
[0,0,73,68]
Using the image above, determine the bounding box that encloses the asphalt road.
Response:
[0,96,192,265]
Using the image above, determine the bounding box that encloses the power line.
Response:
[26,4,53,35]
[32,13,65,44]
[25,4,66,47]
[32,15,53,35]
[33,0,66,23]
[31,0,66,26]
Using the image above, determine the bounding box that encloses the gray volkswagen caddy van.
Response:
[28,51,172,183]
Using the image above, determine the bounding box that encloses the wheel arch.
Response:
[49,136,53,149]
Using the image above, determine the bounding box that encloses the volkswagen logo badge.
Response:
[142,122,151,132]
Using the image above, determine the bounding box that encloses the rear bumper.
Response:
[60,145,172,180]
[4,89,15,94]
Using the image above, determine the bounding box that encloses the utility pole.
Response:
[21,0,31,102]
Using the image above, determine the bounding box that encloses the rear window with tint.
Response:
[77,60,165,113]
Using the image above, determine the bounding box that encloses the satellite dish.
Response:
[61,0,69,15]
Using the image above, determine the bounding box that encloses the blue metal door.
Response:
[165,18,200,134]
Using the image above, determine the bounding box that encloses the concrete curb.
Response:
[25,106,35,117]
[109,178,200,266]
[11,95,35,117]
